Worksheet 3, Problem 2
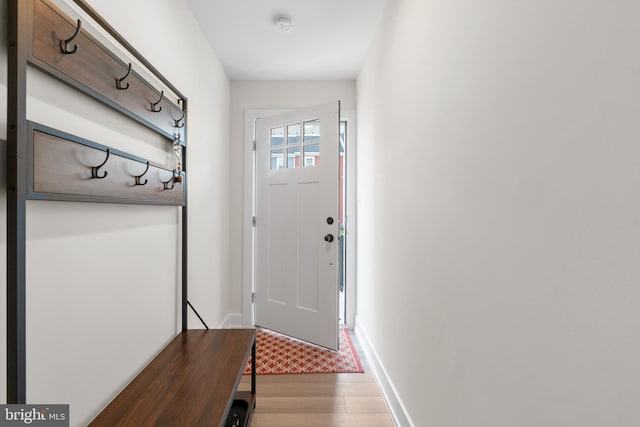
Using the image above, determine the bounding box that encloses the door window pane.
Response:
[270,149,284,170]
[287,123,301,144]
[303,120,320,142]
[287,147,301,168]
[303,144,320,167]
[271,127,284,146]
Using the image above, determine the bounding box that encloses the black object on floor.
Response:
[225,400,249,427]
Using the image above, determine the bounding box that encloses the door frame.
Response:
[242,108,357,329]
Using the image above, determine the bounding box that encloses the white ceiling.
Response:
[186,0,388,80]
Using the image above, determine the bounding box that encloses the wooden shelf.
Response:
[31,0,186,142]
[28,122,185,206]
[89,329,256,427]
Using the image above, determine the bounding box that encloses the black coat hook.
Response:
[60,19,82,54]
[134,161,150,186]
[161,172,175,190]
[116,63,132,90]
[173,109,185,128]
[151,90,163,112]
[91,149,110,179]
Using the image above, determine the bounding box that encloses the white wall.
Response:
[356,0,640,426]
[2,1,230,425]
[229,81,355,319]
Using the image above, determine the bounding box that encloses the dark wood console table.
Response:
[89,329,256,426]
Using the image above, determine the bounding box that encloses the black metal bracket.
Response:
[60,19,81,54]
[116,62,131,90]
[186,300,209,329]
[173,109,185,128]
[133,161,150,186]
[161,172,175,190]
[91,149,110,179]
[151,90,163,112]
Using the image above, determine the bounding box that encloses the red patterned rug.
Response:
[244,327,364,375]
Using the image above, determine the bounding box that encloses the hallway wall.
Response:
[1,0,230,425]
[356,0,640,425]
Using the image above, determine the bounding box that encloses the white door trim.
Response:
[343,110,357,328]
[242,108,357,328]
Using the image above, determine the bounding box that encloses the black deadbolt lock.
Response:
[324,234,334,242]
[327,217,334,225]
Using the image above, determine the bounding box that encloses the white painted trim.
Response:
[242,109,288,328]
[218,313,244,329]
[355,317,414,427]
[342,110,357,328]
[242,110,255,328]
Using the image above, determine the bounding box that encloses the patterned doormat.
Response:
[244,327,364,375]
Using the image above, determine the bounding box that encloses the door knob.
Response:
[324,234,334,242]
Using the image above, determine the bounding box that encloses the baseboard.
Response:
[354,317,414,427]
[218,313,244,329]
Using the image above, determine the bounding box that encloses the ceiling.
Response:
[186,0,388,80]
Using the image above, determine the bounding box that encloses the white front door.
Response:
[254,101,340,350]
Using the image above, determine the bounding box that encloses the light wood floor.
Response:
[238,372,395,426]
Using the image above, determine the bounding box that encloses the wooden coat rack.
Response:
[7,0,189,403]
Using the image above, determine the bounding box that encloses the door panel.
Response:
[267,184,288,304]
[255,101,340,350]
